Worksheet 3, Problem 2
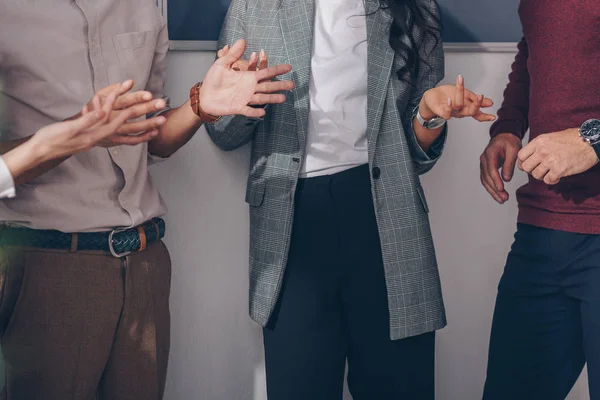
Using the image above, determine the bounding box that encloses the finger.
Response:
[117,116,167,135]
[501,144,519,182]
[114,91,154,110]
[483,151,505,193]
[256,64,293,82]
[91,94,102,112]
[453,75,465,110]
[521,153,542,173]
[465,91,494,108]
[544,173,561,186]
[217,39,246,67]
[470,110,498,122]
[480,172,504,203]
[255,80,295,94]
[259,49,269,71]
[120,98,166,122]
[436,98,453,120]
[466,94,483,117]
[247,52,258,72]
[517,143,536,164]
[81,104,90,115]
[117,80,134,95]
[481,97,494,108]
[217,44,230,58]
[249,93,287,105]
[89,91,118,128]
[104,130,160,146]
[531,164,550,181]
[239,105,267,119]
[65,110,104,133]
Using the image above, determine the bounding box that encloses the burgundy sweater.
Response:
[490,0,600,234]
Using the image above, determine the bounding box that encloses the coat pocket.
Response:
[245,180,266,207]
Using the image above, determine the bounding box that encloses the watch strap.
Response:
[190,82,221,124]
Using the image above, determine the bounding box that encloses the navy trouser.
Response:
[484,223,600,400]
[262,165,435,400]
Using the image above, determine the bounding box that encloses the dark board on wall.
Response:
[166,0,522,45]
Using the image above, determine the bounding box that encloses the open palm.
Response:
[200,39,294,119]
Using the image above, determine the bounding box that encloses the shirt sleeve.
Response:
[490,37,530,140]
[0,156,16,199]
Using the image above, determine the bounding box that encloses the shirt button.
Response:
[372,167,381,180]
[91,39,97,47]
[113,149,118,156]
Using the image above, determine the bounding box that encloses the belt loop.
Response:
[70,233,79,253]
[137,226,147,253]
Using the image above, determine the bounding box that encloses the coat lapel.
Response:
[278,0,315,151]
[364,0,395,160]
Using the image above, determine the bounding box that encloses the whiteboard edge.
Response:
[168,41,518,53]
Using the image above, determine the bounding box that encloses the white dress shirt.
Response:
[0,157,15,199]
[300,0,369,178]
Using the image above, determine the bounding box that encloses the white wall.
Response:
[152,50,589,400]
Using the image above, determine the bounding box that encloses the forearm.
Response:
[148,100,203,158]
[1,137,66,186]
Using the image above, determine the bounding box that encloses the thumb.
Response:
[217,39,246,67]
[501,144,519,182]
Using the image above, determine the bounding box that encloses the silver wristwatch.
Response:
[416,109,447,130]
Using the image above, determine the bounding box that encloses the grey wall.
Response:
[152,49,590,400]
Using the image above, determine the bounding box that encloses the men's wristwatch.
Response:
[190,82,221,124]
[579,119,600,161]
[416,109,447,130]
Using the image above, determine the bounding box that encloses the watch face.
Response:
[581,119,600,144]
[426,117,447,130]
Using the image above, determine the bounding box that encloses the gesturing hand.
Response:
[30,89,155,161]
[80,80,167,146]
[200,39,295,119]
[480,133,522,203]
[517,128,598,185]
[420,75,496,122]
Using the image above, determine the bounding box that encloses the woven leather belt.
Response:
[0,218,165,258]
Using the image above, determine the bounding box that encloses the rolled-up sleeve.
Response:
[0,157,15,199]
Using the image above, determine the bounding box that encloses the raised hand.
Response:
[31,88,155,159]
[200,39,295,119]
[80,80,167,146]
[420,75,496,122]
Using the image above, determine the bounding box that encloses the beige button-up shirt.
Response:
[0,0,169,232]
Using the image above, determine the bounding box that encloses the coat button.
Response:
[372,167,381,180]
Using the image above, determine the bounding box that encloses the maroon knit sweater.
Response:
[490,0,600,234]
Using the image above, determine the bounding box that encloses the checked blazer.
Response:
[206,0,448,340]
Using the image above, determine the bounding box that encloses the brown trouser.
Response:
[0,240,171,400]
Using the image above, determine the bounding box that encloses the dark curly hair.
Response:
[379,0,443,82]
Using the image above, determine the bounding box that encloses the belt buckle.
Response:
[108,228,133,258]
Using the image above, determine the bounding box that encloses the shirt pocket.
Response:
[113,30,158,91]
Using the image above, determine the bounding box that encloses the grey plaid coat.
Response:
[207,0,448,340]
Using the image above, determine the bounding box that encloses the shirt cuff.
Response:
[146,95,172,119]
[0,157,16,199]
[490,119,525,139]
